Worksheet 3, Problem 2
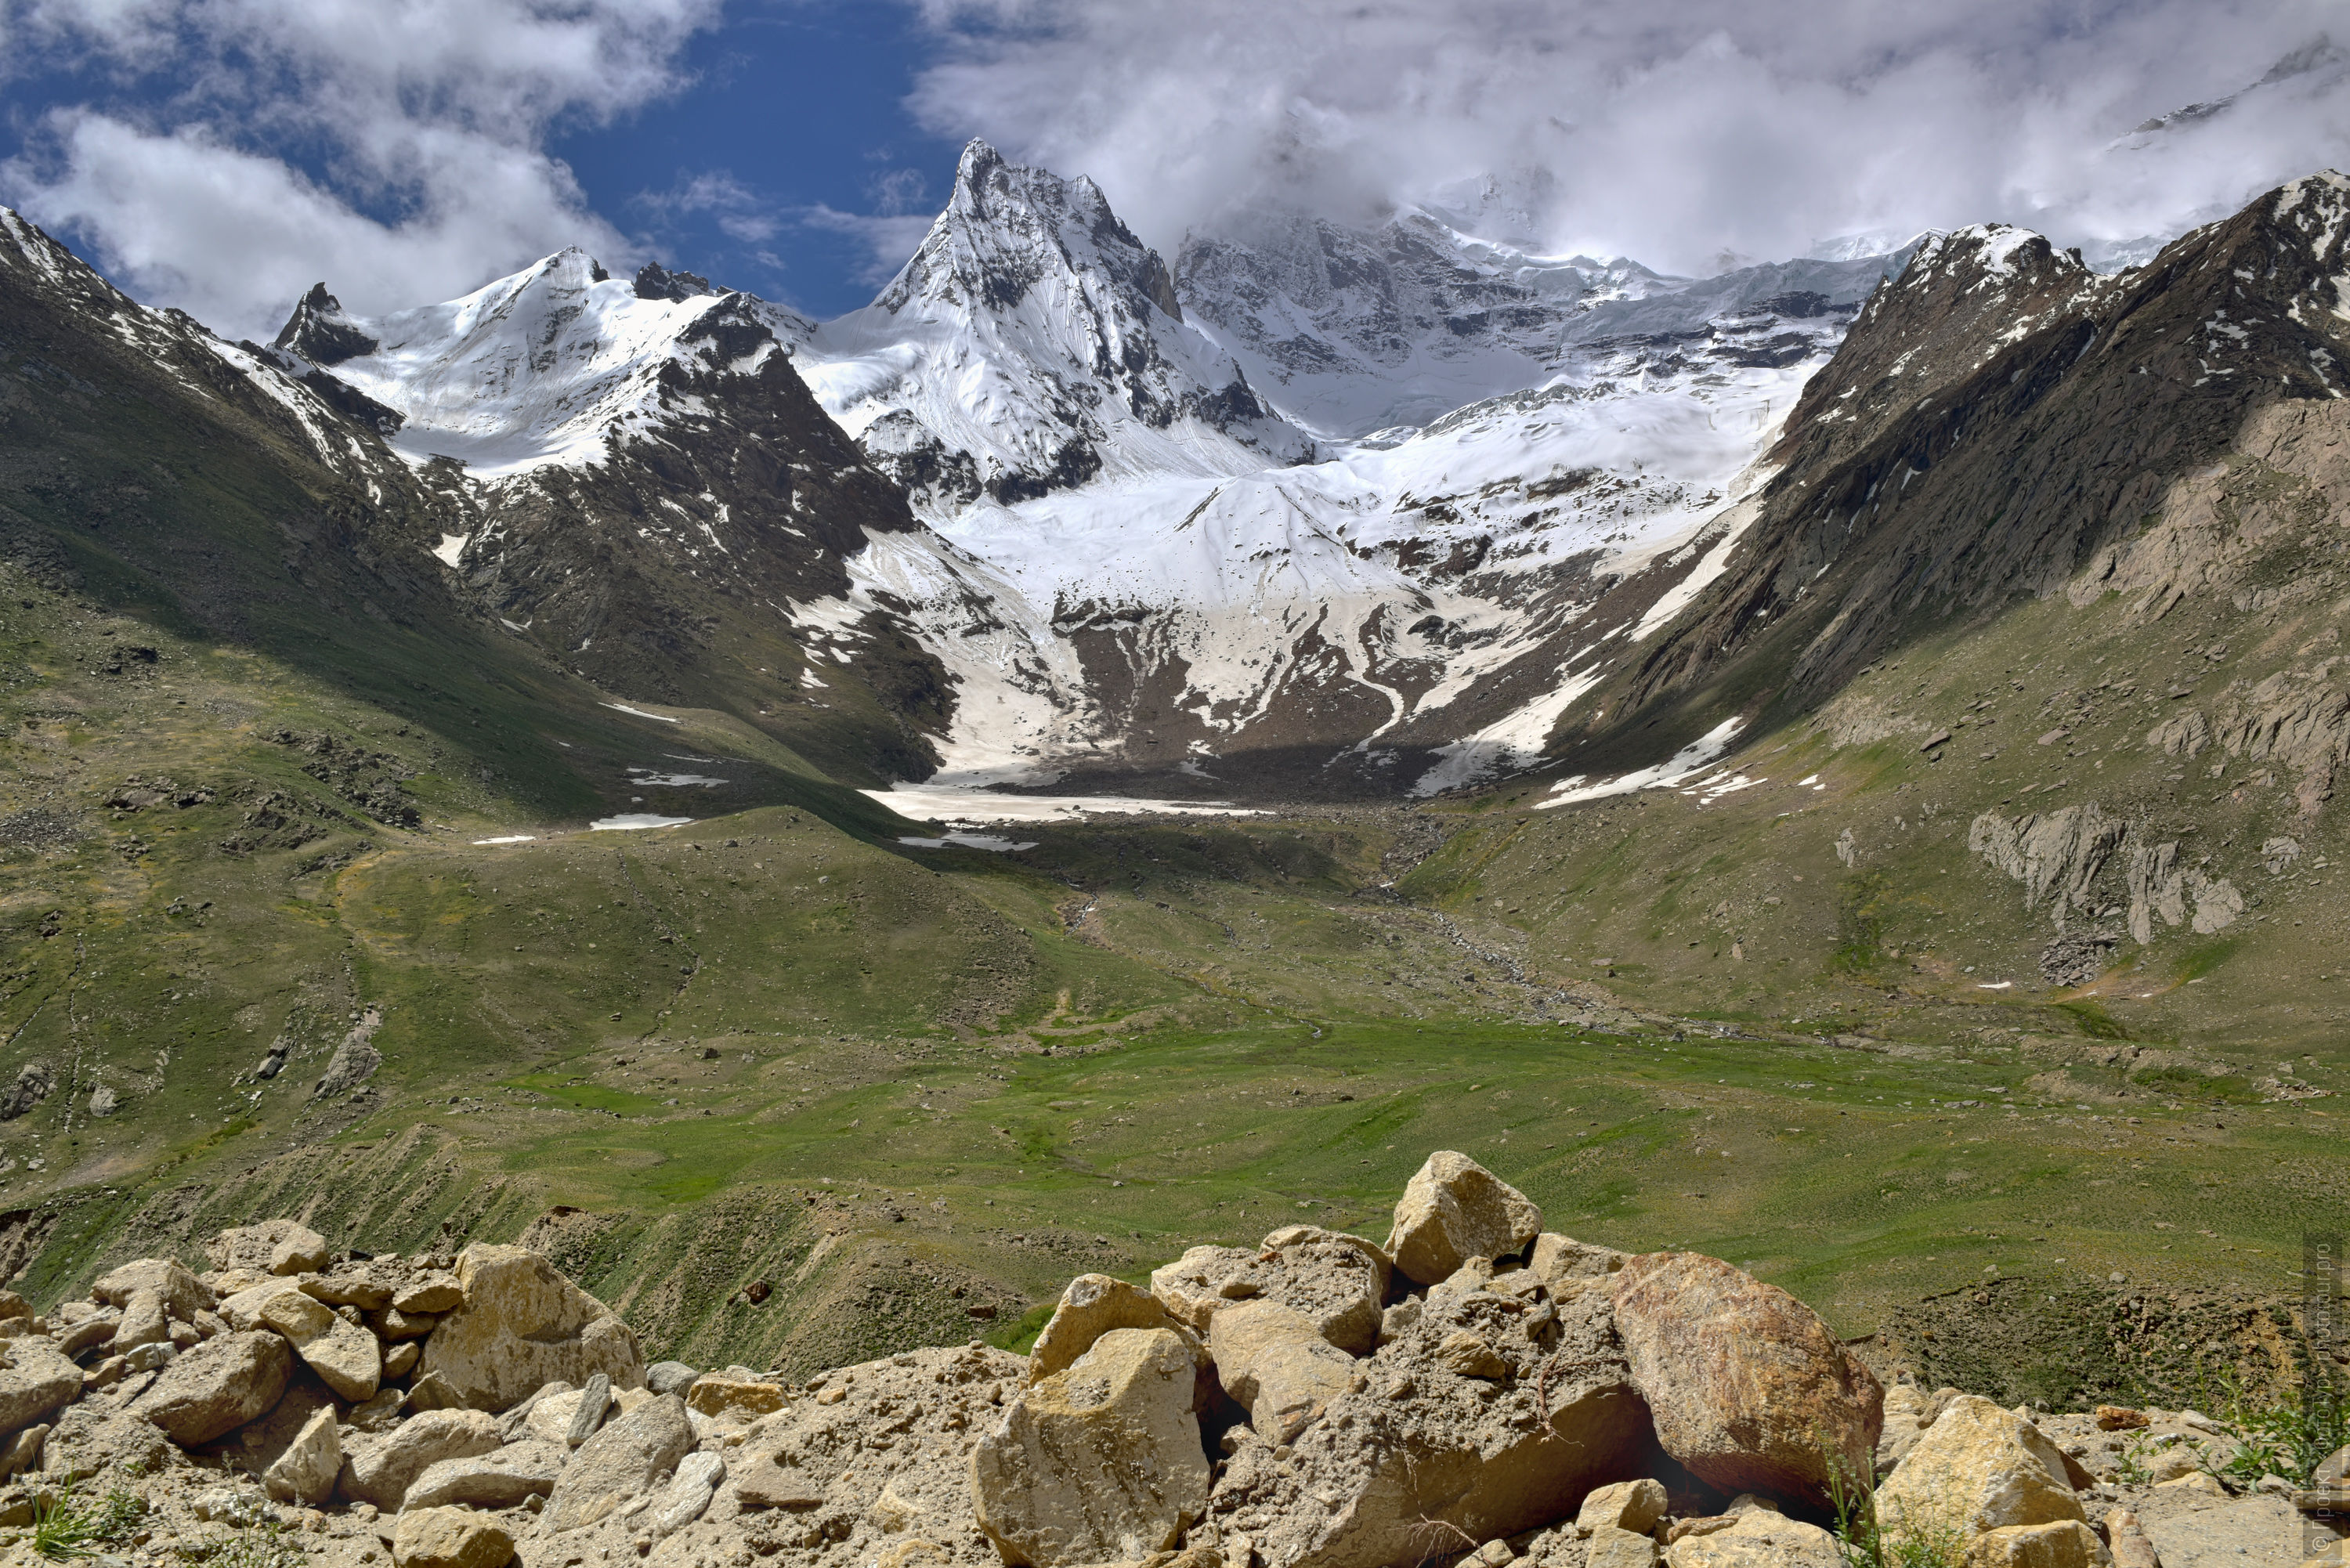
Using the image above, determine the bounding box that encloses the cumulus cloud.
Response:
[903,0,2350,273]
[0,0,722,337]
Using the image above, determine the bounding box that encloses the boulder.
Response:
[1875,1395,2085,1540]
[1030,1274,1190,1384]
[685,1375,786,1421]
[1531,1233,1629,1288]
[391,1505,516,1568]
[540,1391,693,1534]
[403,1440,569,1512]
[55,1311,120,1359]
[207,1220,330,1277]
[0,1339,84,1437]
[385,1341,421,1380]
[734,1452,826,1510]
[396,1274,465,1315]
[1384,1151,1542,1284]
[406,1371,468,1412]
[1206,1283,1650,1568]
[649,1450,727,1539]
[1607,1252,1883,1501]
[1963,1520,2106,1568]
[645,1360,700,1396]
[2102,1508,2158,1568]
[262,1406,342,1506]
[1662,1504,1843,1566]
[0,1422,47,1481]
[1587,1526,1661,1568]
[1578,1479,1669,1537]
[127,1329,291,1445]
[255,1287,381,1402]
[343,1408,504,1510]
[303,1267,396,1312]
[1150,1245,1262,1332]
[1206,1300,1355,1443]
[93,1259,212,1321]
[0,1291,30,1323]
[218,1278,309,1331]
[1876,1383,1933,1478]
[371,1306,439,1341]
[973,1327,1209,1568]
[418,1244,642,1413]
[1248,1227,1391,1353]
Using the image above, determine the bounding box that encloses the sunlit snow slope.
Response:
[269,138,1913,800]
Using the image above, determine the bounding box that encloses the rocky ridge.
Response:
[0,1155,2325,1568]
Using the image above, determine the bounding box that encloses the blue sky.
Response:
[0,2,2343,341]
[0,2,971,326]
[552,2,966,316]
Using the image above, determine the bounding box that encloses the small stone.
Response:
[1437,1331,1513,1380]
[385,1341,421,1379]
[1577,1479,1668,1538]
[262,1407,342,1506]
[732,1453,825,1510]
[1963,1520,2105,1568]
[685,1375,786,1420]
[395,1274,465,1315]
[644,1360,700,1396]
[567,1371,613,1446]
[649,1451,726,1538]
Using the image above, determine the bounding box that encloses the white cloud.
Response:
[903,1,2350,272]
[797,204,938,287]
[0,0,722,337]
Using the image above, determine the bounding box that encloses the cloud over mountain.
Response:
[905,0,2350,271]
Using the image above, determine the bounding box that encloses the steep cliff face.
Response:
[1557,174,2350,768]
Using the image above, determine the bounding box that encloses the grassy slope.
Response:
[4,378,2346,1403]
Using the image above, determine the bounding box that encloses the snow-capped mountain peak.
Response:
[795,139,1313,513]
[305,247,812,478]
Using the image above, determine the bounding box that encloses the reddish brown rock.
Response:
[1607,1252,1882,1502]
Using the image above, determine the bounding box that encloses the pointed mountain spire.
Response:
[272,283,378,366]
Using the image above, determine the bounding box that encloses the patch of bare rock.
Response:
[0,1157,2332,1568]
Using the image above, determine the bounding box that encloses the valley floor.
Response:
[2,547,2345,1402]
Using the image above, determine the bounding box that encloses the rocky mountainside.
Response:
[1173,208,1909,437]
[236,140,1918,803]
[0,1154,2321,1568]
[799,141,1314,514]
